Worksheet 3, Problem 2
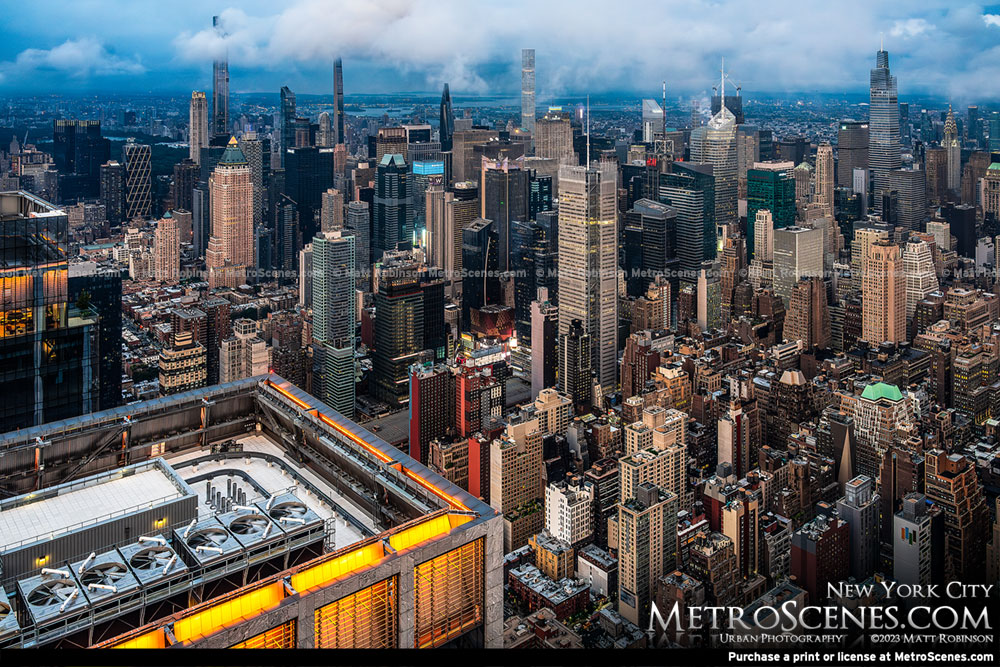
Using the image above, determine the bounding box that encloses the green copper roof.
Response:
[861,382,903,402]
[988,162,1000,171]
[218,136,247,166]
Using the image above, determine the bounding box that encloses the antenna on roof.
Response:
[662,80,667,137]
[586,95,590,166]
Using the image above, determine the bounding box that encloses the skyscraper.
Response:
[836,475,880,581]
[772,226,823,306]
[154,212,180,282]
[481,156,529,272]
[837,120,869,187]
[558,318,592,411]
[535,110,574,163]
[521,49,535,140]
[869,46,901,213]
[815,142,834,210]
[100,160,124,225]
[944,106,961,193]
[924,450,988,583]
[862,239,905,344]
[374,153,411,260]
[886,167,927,232]
[746,161,795,259]
[660,162,715,282]
[312,230,356,417]
[189,91,209,164]
[122,140,151,220]
[206,138,254,288]
[902,239,938,319]
[53,119,111,201]
[786,277,830,350]
[690,65,738,227]
[557,162,618,390]
[211,15,229,138]
[439,83,454,152]
[333,57,345,145]
[279,86,296,168]
[0,192,100,431]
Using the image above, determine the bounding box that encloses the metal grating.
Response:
[414,537,484,648]
[314,576,397,648]
[229,619,296,648]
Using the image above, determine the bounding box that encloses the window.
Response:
[414,538,484,648]
[230,620,296,648]
[314,576,397,648]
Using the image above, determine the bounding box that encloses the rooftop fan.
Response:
[79,562,129,588]
[229,514,270,535]
[129,546,174,571]
[27,580,77,607]
[186,528,229,548]
[269,501,308,520]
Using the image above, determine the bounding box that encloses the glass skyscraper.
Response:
[746,163,796,258]
[869,48,901,213]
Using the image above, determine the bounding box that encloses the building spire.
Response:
[721,56,726,101]
[586,95,590,166]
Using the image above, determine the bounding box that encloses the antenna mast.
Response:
[586,95,590,166]
[662,80,667,137]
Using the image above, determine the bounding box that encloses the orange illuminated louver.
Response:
[172,581,285,644]
[401,467,470,512]
[290,541,384,594]
[112,628,167,649]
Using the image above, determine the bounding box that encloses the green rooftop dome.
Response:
[218,136,248,166]
[861,382,903,402]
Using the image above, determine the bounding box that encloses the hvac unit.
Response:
[17,568,89,627]
[69,549,141,607]
[173,517,243,566]
[219,507,281,550]
[260,493,323,536]
[0,586,19,641]
[119,535,188,587]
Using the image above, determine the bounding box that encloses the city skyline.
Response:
[2,1,1000,100]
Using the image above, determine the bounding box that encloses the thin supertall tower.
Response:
[212,16,229,138]
[521,49,535,139]
[333,57,345,145]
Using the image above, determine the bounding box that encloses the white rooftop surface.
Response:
[0,469,181,552]
[165,433,375,548]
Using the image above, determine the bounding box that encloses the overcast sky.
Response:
[1,0,999,102]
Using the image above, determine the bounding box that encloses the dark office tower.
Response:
[886,168,927,232]
[278,86,296,168]
[0,192,99,431]
[482,158,529,272]
[559,318,592,412]
[374,153,411,260]
[68,263,123,411]
[347,200,371,289]
[100,160,125,225]
[333,57,345,145]
[776,137,807,166]
[510,220,545,341]
[968,106,981,146]
[122,140,151,220]
[238,132,266,229]
[869,47,901,213]
[211,16,229,138]
[285,146,334,244]
[52,120,111,201]
[529,171,553,220]
[462,218,500,323]
[201,297,232,385]
[924,450,988,583]
[941,203,976,258]
[372,257,425,408]
[274,194,300,280]
[440,83,454,152]
[746,163,796,258]
[659,162,715,283]
[837,120,869,187]
[633,198,678,294]
[171,158,198,213]
[710,89,744,124]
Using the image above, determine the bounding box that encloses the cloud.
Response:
[1,0,998,100]
[890,18,932,38]
[0,38,145,81]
